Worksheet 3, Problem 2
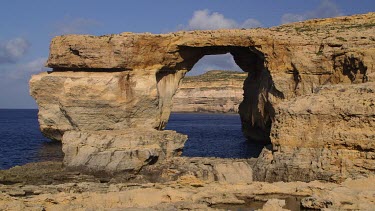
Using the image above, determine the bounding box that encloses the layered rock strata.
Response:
[254,82,375,182]
[32,13,375,142]
[63,129,187,173]
[0,162,374,210]
[172,70,246,113]
[30,13,375,179]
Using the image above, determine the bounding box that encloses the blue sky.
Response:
[0,0,374,108]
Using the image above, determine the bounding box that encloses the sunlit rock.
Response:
[30,12,375,179]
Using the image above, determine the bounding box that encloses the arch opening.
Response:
[175,46,264,73]
[156,45,285,158]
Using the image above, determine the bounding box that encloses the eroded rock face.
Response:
[254,82,375,182]
[62,129,187,173]
[1,162,374,211]
[142,157,254,184]
[30,12,375,178]
[30,71,162,140]
[35,13,374,143]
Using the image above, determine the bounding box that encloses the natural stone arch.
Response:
[157,46,283,143]
[29,14,375,176]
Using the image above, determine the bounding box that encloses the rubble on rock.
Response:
[1,162,374,210]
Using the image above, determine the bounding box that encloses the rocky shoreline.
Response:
[4,12,372,210]
[1,161,374,210]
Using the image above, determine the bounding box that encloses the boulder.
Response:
[62,129,187,173]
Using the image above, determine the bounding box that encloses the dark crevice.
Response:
[59,104,79,130]
[333,54,368,83]
[342,56,368,83]
[41,128,64,142]
[145,156,159,165]
[317,44,324,55]
[69,47,80,56]
[291,63,302,93]
[238,53,283,145]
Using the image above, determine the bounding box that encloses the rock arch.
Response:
[156,45,283,143]
[31,31,290,172]
[30,13,375,179]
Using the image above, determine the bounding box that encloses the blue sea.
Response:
[0,110,263,170]
[166,113,263,158]
[0,109,63,170]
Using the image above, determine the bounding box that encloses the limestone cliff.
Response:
[253,82,375,182]
[172,70,246,113]
[30,13,375,180]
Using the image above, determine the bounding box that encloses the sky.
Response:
[0,0,374,108]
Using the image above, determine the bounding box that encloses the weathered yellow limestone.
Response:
[30,13,374,178]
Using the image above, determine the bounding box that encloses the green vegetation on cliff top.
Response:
[183,70,247,82]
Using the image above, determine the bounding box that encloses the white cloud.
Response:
[188,53,242,76]
[281,14,305,24]
[188,10,237,30]
[241,19,262,28]
[53,16,100,35]
[0,57,49,108]
[0,38,30,64]
[7,57,50,79]
[311,0,342,18]
[281,0,343,24]
[24,57,49,74]
[186,9,262,30]
[182,10,259,75]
